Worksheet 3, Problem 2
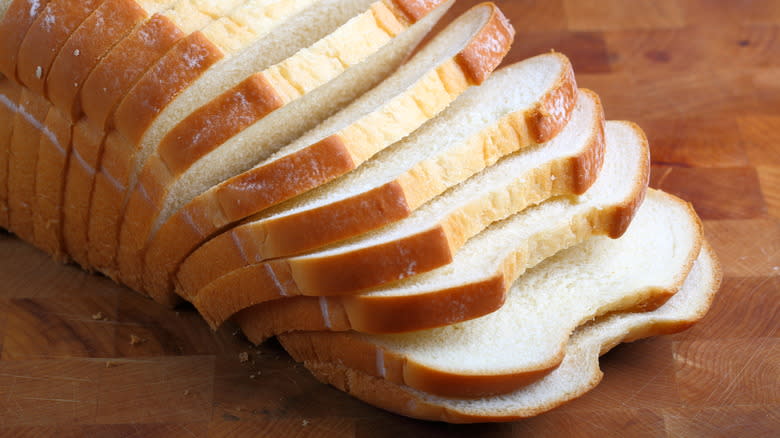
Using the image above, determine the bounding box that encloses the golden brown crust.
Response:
[605,121,651,239]
[290,225,454,296]
[158,73,285,176]
[33,106,72,259]
[390,0,447,22]
[454,3,514,85]
[113,31,224,143]
[81,14,185,130]
[527,58,578,143]
[0,79,21,229]
[62,120,104,270]
[16,0,103,95]
[47,0,147,120]
[8,88,49,244]
[0,0,52,80]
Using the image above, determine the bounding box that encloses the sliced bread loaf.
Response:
[0,0,49,80]
[299,242,720,422]
[33,105,73,260]
[144,2,514,301]
[15,0,105,95]
[235,119,648,338]
[278,189,704,398]
[115,1,492,298]
[0,78,20,229]
[7,88,50,244]
[189,88,604,326]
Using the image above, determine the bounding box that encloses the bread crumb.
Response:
[239,352,249,363]
[302,419,309,427]
[91,312,104,320]
[183,389,190,396]
[35,66,42,78]
[129,334,147,345]
[105,361,116,368]
[249,374,256,379]
[73,49,80,56]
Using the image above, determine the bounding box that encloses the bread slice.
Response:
[33,105,73,260]
[278,189,704,399]
[15,0,105,95]
[7,88,50,244]
[299,242,720,423]
[113,0,471,298]
[189,89,604,326]
[145,2,514,301]
[0,0,54,80]
[176,52,576,298]
[236,119,648,339]
[0,78,21,230]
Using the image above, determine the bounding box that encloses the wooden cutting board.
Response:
[1,0,778,435]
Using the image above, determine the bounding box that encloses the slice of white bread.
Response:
[172,50,571,302]
[189,89,605,326]
[0,0,53,80]
[33,105,73,260]
[15,0,105,95]
[7,87,50,244]
[299,242,720,423]
[145,2,514,301]
[0,78,20,229]
[98,0,452,294]
[118,0,490,295]
[278,189,705,399]
[235,118,648,339]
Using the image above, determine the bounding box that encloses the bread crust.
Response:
[175,53,575,299]
[16,0,103,96]
[63,120,104,269]
[144,2,509,302]
[8,88,49,244]
[81,14,185,130]
[191,92,605,327]
[0,79,21,229]
[33,106,73,260]
[0,0,52,80]
[291,243,720,422]
[46,0,148,120]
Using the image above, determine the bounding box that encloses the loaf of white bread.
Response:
[0,0,720,423]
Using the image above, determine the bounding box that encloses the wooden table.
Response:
[1,0,778,435]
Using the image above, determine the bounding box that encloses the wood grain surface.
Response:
[1,0,779,435]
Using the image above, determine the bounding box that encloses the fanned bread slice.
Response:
[14,0,105,95]
[54,0,324,121]
[172,51,573,302]
[118,0,490,295]
[278,189,705,399]
[0,79,20,229]
[235,119,648,338]
[0,0,54,79]
[45,0,181,119]
[190,89,604,327]
[300,242,721,423]
[33,106,73,260]
[145,3,515,301]
[7,88,50,244]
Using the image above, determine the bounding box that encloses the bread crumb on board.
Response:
[239,352,250,363]
[91,311,105,320]
[129,334,147,345]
